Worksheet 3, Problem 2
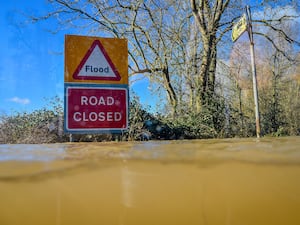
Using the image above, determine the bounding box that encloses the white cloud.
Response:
[8,97,30,105]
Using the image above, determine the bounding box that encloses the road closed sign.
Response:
[64,84,128,132]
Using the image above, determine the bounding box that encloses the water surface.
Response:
[0,137,300,225]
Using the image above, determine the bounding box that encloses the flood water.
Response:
[0,137,300,225]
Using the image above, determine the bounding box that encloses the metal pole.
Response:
[246,6,261,138]
[249,42,261,138]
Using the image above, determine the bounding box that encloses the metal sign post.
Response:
[231,6,261,138]
[246,6,261,138]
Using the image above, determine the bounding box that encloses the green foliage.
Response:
[164,109,217,139]
[0,96,68,144]
[126,94,154,141]
[0,109,64,144]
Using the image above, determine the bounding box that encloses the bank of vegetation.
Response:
[0,84,299,144]
[1,0,299,143]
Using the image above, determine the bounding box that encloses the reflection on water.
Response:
[0,137,300,225]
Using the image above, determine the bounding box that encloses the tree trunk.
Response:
[163,67,178,117]
[195,35,217,112]
[190,0,226,112]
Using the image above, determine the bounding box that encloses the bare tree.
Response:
[30,0,299,123]
[190,0,299,113]
[30,0,196,116]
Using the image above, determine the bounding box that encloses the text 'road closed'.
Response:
[66,87,128,130]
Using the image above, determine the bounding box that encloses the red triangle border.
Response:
[73,40,121,81]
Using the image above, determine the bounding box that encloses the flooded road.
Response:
[0,137,300,225]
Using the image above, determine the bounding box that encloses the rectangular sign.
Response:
[64,84,128,133]
[232,14,247,42]
[65,35,128,85]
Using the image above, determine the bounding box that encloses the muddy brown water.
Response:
[0,137,300,225]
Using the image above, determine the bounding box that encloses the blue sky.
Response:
[0,0,154,114]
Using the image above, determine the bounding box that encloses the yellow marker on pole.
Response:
[232,14,247,42]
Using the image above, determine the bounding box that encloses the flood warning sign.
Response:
[73,40,121,81]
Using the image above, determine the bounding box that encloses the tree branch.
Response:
[255,19,300,45]
[254,31,296,61]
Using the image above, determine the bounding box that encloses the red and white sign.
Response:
[65,86,128,132]
[73,40,121,81]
